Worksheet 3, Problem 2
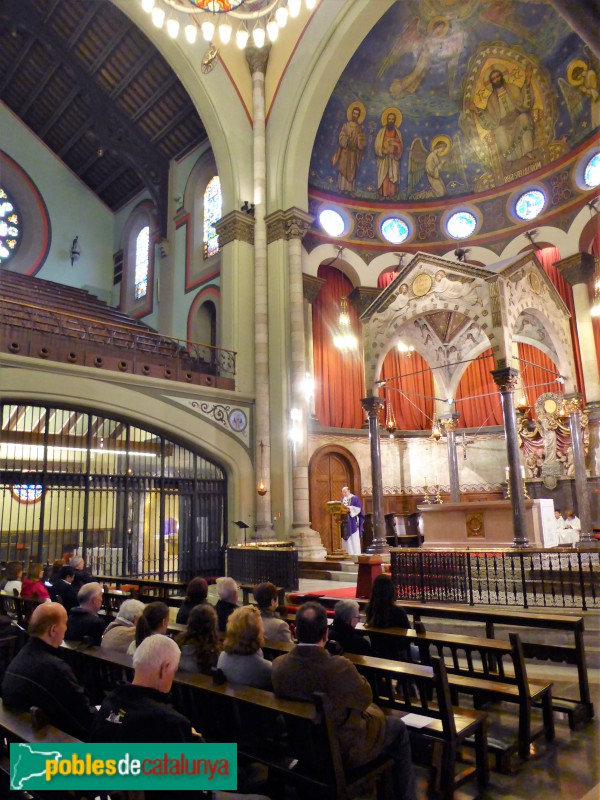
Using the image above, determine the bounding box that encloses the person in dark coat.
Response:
[364,573,411,661]
[1,602,95,739]
[330,599,372,655]
[215,577,239,633]
[70,556,94,591]
[65,582,106,645]
[175,577,209,625]
[50,565,79,612]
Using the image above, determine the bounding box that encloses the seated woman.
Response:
[1,562,23,595]
[20,563,50,602]
[127,601,170,655]
[175,577,209,625]
[176,604,221,674]
[364,573,411,661]
[217,606,273,690]
[101,599,145,653]
[253,582,292,646]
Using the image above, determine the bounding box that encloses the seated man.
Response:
[101,598,145,653]
[70,555,94,591]
[65,582,106,645]
[1,602,95,739]
[215,577,239,633]
[330,599,372,655]
[253,582,292,646]
[272,602,416,800]
[50,565,79,612]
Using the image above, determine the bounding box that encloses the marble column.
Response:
[361,396,389,554]
[440,414,461,503]
[565,394,596,546]
[302,274,325,422]
[266,208,325,559]
[247,46,272,539]
[491,367,529,547]
[556,253,600,403]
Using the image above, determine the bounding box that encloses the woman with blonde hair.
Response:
[20,563,50,601]
[217,605,272,689]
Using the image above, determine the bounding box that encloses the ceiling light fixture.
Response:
[333,297,357,352]
[141,0,317,52]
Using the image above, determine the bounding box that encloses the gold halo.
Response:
[567,59,588,87]
[380,106,402,126]
[431,134,451,155]
[347,100,366,124]
[427,16,450,36]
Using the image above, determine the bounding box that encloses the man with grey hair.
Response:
[215,576,239,632]
[69,555,93,590]
[101,598,145,653]
[65,581,106,645]
[330,599,372,655]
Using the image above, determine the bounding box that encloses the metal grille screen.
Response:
[0,403,227,580]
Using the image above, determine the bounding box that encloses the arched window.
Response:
[0,186,20,266]
[203,176,221,259]
[134,226,150,300]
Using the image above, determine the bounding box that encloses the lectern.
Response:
[325,500,351,559]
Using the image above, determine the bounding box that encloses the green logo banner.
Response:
[10,743,237,791]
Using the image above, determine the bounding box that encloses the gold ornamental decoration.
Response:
[412,272,432,297]
[466,512,485,538]
[528,272,541,294]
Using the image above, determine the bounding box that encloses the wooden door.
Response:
[309,448,359,553]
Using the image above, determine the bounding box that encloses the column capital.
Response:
[361,396,385,418]
[265,208,314,244]
[215,210,255,247]
[348,287,381,317]
[246,44,270,75]
[491,366,520,392]
[440,413,460,432]
[564,392,584,415]
[554,252,597,286]
[302,274,326,304]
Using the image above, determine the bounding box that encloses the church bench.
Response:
[58,643,394,800]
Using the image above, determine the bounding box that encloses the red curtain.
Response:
[517,342,559,409]
[590,233,600,377]
[381,350,434,430]
[455,349,503,428]
[377,269,397,288]
[535,247,585,401]
[312,265,365,428]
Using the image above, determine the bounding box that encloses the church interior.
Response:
[0,0,599,797]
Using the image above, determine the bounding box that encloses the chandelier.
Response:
[333,297,357,352]
[140,0,317,50]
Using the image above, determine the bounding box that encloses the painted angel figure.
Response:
[558,58,600,131]
[408,135,466,199]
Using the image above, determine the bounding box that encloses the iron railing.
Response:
[390,547,600,610]
[227,543,299,591]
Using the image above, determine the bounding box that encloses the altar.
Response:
[418,500,553,548]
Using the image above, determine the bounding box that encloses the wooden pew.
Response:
[58,643,394,800]
[263,642,488,799]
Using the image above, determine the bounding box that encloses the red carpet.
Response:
[290,587,357,600]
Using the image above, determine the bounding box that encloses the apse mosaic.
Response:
[309,0,599,204]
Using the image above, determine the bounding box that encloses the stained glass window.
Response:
[446,210,477,239]
[134,226,150,300]
[515,189,546,220]
[11,484,43,503]
[584,153,600,188]
[319,208,345,237]
[204,176,221,259]
[0,187,20,266]
[381,217,409,244]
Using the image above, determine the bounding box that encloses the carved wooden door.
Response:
[309,450,355,553]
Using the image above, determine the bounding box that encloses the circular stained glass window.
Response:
[446,210,477,239]
[0,187,20,266]
[381,217,409,244]
[11,484,43,504]
[515,189,546,220]
[583,153,600,188]
[319,209,345,237]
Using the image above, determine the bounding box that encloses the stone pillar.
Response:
[491,367,529,547]
[361,396,389,554]
[440,414,461,503]
[247,46,272,539]
[266,208,325,559]
[565,394,596,546]
[556,253,600,403]
[302,274,325,422]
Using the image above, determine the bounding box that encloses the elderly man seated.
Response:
[215,577,239,633]
[101,598,145,653]
[330,599,372,655]
[65,582,106,645]
[1,602,95,739]
[273,602,416,800]
[70,555,94,590]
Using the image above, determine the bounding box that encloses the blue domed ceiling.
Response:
[309,0,599,204]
